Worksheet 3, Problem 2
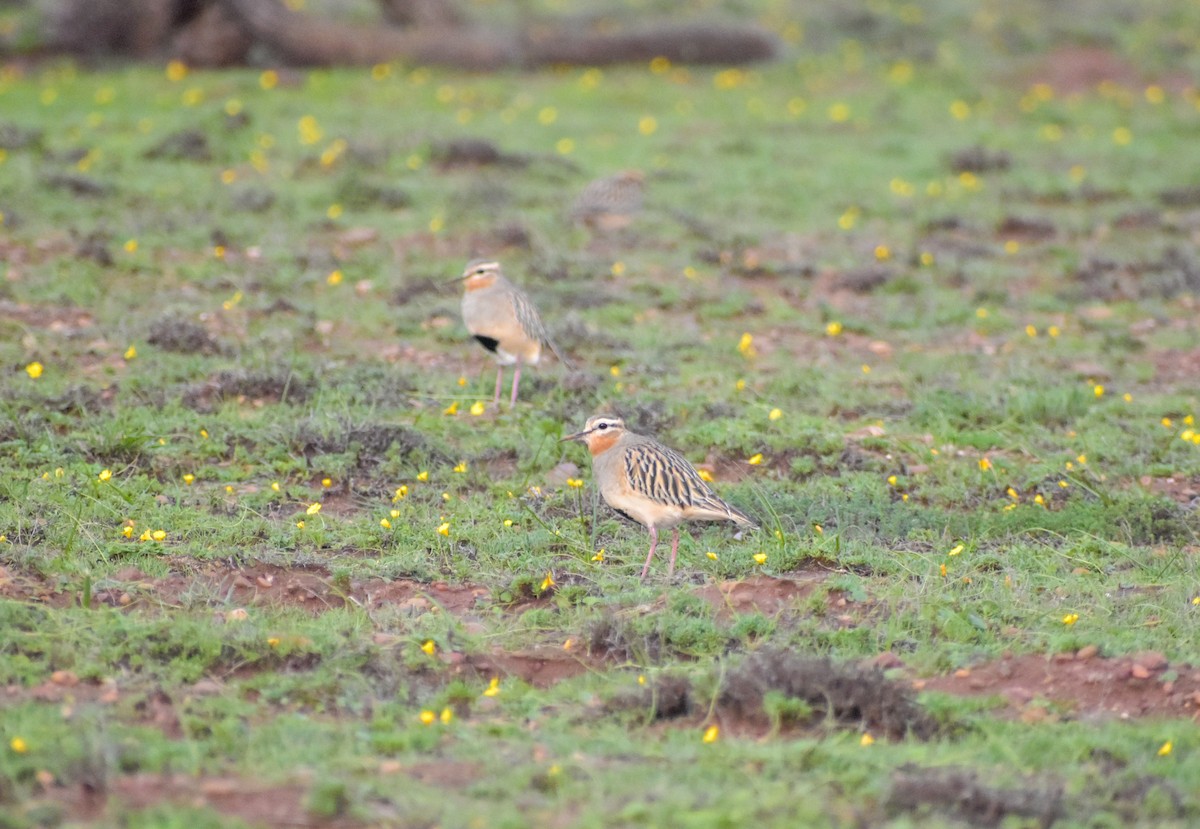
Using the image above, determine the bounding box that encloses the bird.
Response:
[458,259,570,406]
[562,414,756,579]
[570,170,645,233]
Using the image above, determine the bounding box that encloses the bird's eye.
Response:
[597,422,609,430]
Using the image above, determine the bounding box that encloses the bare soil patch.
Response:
[692,571,826,619]
[463,647,596,688]
[919,650,1200,721]
[37,773,364,828]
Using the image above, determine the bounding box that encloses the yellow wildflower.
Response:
[540,572,556,591]
[825,321,843,336]
[421,640,436,656]
[702,725,720,743]
[470,401,486,416]
[25,362,43,379]
[419,710,436,725]
[737,332,756,357]
[182,474,195,485]
[706,552,718,560]
[948,544,963,556]
[98,469,112,482]
[482,677,500,697]
[10,737,28,754]
[453,462,467,473]
[747,453,763,466]
[443,401,459,416]
[306,503,322,515]
[768,408,783,421]
[440,707,453,724]
[567,478,583,488]
[1062,613,1079,626]
[753,553,767,565]
[417,471,429,482]
[123,345,137,360]
[860,733,875,746]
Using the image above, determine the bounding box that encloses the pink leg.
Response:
[666,528,681,576]
[639,526,659,580]
[509,359,522,406]
[493,367,503,405]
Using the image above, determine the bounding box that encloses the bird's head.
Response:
[459,259,502,292]
[561,415,626,455]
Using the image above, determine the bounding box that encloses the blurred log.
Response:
[218,0,776,68]
[43,0,779,68]
[377,0,464,28]
[218,0,518,70]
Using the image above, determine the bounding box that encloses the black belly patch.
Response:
[474,335,500,353]
[614,508,639,525]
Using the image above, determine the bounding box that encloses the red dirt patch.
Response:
[1140,474,1200,505]
[463,647,596,688]
[693,572,826,619]
[40,773,363,828]
[2,562,494,618]
[1030,46,1141,94]
[919,650,1200,721]
[0,299,96,333]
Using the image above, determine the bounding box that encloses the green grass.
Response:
[2,0,1200,825]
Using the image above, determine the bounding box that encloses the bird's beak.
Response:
[560,428,588,443]
[445,273,471,285]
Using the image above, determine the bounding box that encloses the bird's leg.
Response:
[509,358,522,407]
[666,528,681,576]
[493,366,503,406]
[639,526,659,580]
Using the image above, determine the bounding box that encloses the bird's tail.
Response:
[546,336,574,372]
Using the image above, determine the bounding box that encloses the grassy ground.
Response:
[2,0,1200,826]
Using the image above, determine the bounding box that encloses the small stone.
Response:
[1005,687,1034,705]
[379,760,403,774]
[870,652,905,670]
[397,597,431,614]
[1076,645,1099,660]
[1130,663,1151,680]
[50,670,79,687]
[1132,651,1168,672]
[953,668,971,679]
[256,575,274,588]
[224,608,249,622]
[1052,651,1074,663]
[191,679,223,696]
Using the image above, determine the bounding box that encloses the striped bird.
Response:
[570,170,645,232]
[458,259,570,406]
[562,415,756,579]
